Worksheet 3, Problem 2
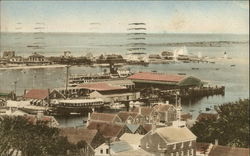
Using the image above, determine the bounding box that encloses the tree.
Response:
[0,116,73,156]
[191,99,249,148]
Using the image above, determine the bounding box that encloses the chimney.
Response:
[165,112,168,124]
[215,139,218,146]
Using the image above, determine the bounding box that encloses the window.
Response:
[189,141,192,147]
[106,148,109,154]
[100,149,103,154]
[173,144,176,150]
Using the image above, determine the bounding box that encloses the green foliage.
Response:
[191,99,249,148]
[0,116,72,156]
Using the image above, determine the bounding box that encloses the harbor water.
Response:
[0,33,249,127]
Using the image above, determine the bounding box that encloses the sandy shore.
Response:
[0,64,67,70]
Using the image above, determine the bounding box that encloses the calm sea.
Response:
[0,33,249,127]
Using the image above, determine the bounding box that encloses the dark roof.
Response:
[208,145,249,156]
[90,112,120,123]
[87,121,123,138]
[77,82,126,91]
[142,124,152,132]
[196,113,218,121]
[60,127,98,144]
[24,89,49,100]
[131,107,154,116]
[128,72,186,83]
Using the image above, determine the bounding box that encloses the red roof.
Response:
[24,89,49,100]
[77,82,126,91]
[128,72,186,83]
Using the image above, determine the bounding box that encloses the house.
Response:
[131,106,155,124]
[87,121,128,139]
[125,124,147,135]
[9,56,24,64]
[60,127,105,149]
[208,145,249,156]
[27,52,50,64]
[128,72,202,90]
[196,113,218,122]
[95,141,134,156]
[78,82,140,104]
[23,89,65,106]
[89,112,122,124]
[153,103,177,125]
[2,51,15,59]
[119,133,144,149]
[140,126,197,156]
[117,111,144,124]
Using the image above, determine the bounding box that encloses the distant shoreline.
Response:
[0,64,67,70]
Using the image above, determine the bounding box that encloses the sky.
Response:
[0,1,249,34]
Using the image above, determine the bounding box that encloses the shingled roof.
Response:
[196,113,218,121]
[90,112,121,123]
[87,121,124,138]
[24,89,49,100]
[117,111,139,122]
[128,72,186,83]
[155,126,196,143]
[131,107,154,116]
[60,127,99,145]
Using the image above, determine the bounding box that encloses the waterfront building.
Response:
[23,89,65,106]
[9,56,24,64]
[2,51,15,59]
[27,52,50,64]
[128,72,202,90]
[78,82,139,104]
[140,126,197,156]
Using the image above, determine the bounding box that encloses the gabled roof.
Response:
[125,124,140,133]
[181,113,193,121]
[196,113,218,121]
[60,128,98,145]
[77,82,126,91]
[196,142,211,152]
[87,121,124,138]
[208,145,249,156]
[131,107,154,116]
[111,141,134,153]
[128,72,186,83]
[90,112,121,123]
[117,111,139,122]
[24,89,49,100]
[142,124,152,132]
[153,104,175,112]
[120,133,144,146]
[155,126,196,143]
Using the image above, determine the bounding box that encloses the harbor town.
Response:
[0,1,249,156]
